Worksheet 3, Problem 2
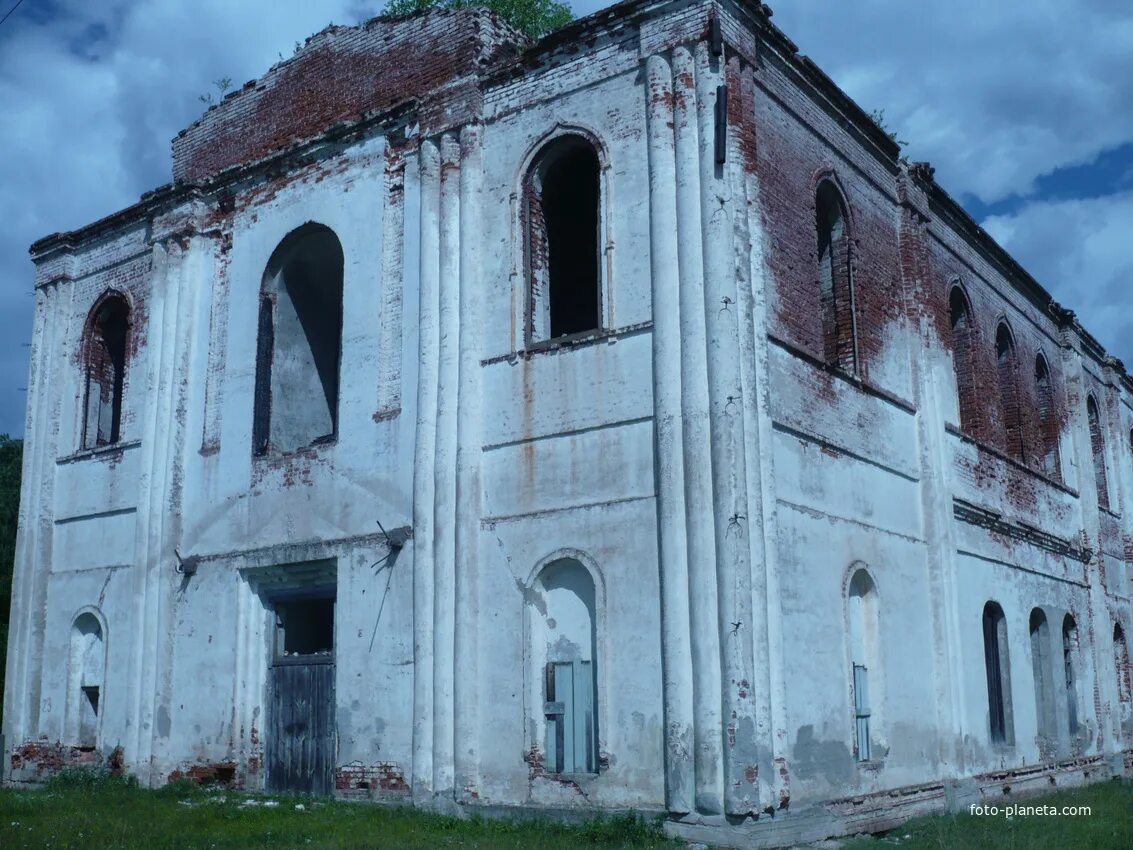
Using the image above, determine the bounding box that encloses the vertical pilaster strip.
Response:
[697,44,758,816]
[453,122,484,800]
[433,132,461,797]
[672,43,723,816]
[645,53,695,816]
[412,139,441,797]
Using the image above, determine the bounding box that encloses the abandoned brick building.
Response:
[5,0,1133,845]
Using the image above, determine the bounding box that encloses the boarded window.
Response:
[1029,608,1056,743]
[545,660,596,774]
[82,294,130,449]
[1087,395,1109,509]
[1035,355,1060,479]
[1063,615,1079,737]
[816,181,855,373]
[983,601,1014,745]
[995,323,1024,462]
[253,223,344,455]
[525,135,602,345]
[848,568,881,762]
[949,286,977,435]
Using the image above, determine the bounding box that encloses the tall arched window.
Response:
[524,134,602,345]
[1029,608,1056,743]
[995,323,1024,462]
[816,180,856,373]
[253,223,344,455]
[1063,614,1079,737]
[1087,395,1109,509]
[68,612,105,748]
[949,286,977,434]
[529,557,599,774]
[82,292,130,449]
[848,568,882,762]
[983,601,1014,745]
[1034,354,1060,479]
[1115,623,1132,731]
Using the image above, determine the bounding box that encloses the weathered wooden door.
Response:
[267,660,336,795]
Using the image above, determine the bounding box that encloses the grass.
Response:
[844,778,1133,850]
[0,769,683,849]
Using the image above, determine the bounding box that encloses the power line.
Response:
[0,0,26,29]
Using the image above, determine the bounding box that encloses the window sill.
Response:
[857,759,885,773]
[481,321,652,366]
[252,437,337,462]
[57,439,141,465]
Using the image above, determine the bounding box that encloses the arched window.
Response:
[1115,623,1132,731]
[816,180,856,372]
[524,135,602,345]
[529,557,599,774]
[995,323,1024,462]
[82,293,130,449]
[253,223,344,455]
[1034,354,1060,479]
[848,569,882,762]
[1063,615,1079,737]
[949,286,977,434]
[1087,395,1109,509]
[1029,608,1056,743]
[982,601,1014,745]
[68,612,105,748]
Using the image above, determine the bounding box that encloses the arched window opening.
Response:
[848,569,882,762]
[1087,395,1109,509]
[816,180,856,372]
[983,601,1014,745]
[252,223,344,455]
[68,612,105,748]
[524,135,602,345]
[949,286,977,434]
[530,558,599,774]
[1034,354,1060,479]
[82,294,130,449]
[1029,608,1056,744]
[995,323,1024,463]
[1115,623,1132,732]
[1063,615,1079,737]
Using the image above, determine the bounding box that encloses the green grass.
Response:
[0,770,682,849]
[844,778,1133,850]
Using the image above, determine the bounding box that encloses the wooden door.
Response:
[266,660,335,795]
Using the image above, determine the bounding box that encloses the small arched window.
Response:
[1087,395,1109,509]
[530,557,599,774]
[816,180,856,372]
[82,293,130,449]
[524,135,602,345]
[68,612,105,748]
[848,569,882,762]
[1063,614,1079,737]
[995,323,1024,462]
[1029,608,1056,743]
[949,286,977,434]
[982,601,1014,745]
[1115,623,1132,733]
[1034,354,1060,478]
[253,223,344,455]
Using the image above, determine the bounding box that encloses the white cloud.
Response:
[983,192,1133,366]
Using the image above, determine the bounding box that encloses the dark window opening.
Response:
[525,136,601,344]
[983,601,1013,745]
[275,597,335,658]
[78,685,100,748]
[816,181,856,373]
[1063,615,1079,736]
[83,294,130,449]
[995,323,1025,463]
[1087,395,1109,509]
[253,223,344,454]
[1035,355,1060,479]
[949,286,977,435]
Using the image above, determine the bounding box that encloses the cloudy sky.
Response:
[0,0,1130,437]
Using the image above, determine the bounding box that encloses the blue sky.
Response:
[0,0,1130,437]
